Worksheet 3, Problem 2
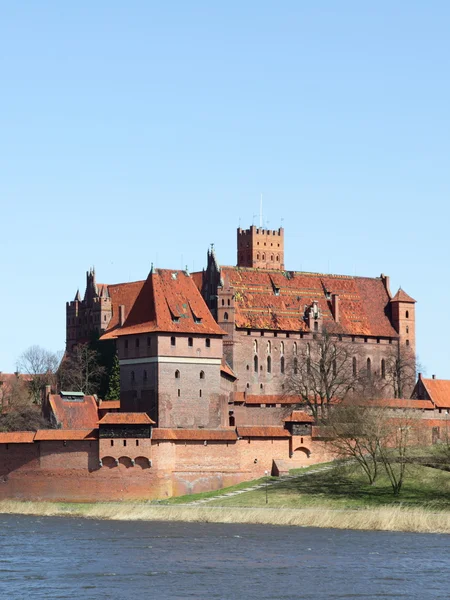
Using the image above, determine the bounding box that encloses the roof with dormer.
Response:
[218,267,398,337]
[101,269,225,339]
[415,377,450,409]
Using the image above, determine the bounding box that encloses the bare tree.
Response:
[285,330,360,419]
[0,374,30,410]
[383,343,418,399]
[17,346,61,404]
[59,343,105,395]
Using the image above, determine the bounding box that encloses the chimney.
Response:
[432,374,436,380]
[119,305,125,326]
[331,294,340,323]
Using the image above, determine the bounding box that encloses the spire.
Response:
[74,289,81,302]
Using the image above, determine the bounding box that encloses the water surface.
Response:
[0,515,448,599]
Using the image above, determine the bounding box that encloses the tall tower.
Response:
[390,288,416,354]
[237,226,284,270]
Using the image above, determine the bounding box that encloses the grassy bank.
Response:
[0,500,449,534]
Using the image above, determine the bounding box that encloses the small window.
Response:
[177,389,181,397]
[227,299,230,306]
[267,356,272,373]
[406,310,409,319]
[246,383,250,388]
[406,339,410,347]
[281,356,285,374]
[406,326,409,334]
[131,371,135,382]
[367,358,371,375]
[254,355,258,373]
[224,312,229,321]
[222,299,225,306]
[123,440,127,447]
[381,359,386,379]
[110,440,114,447]
[200,370,205,380]
[171,336,176,346]
[364,337,368,343]
[188,337,193,347]
[353,357,357,376]
[136,338,140,348]
[205,338,211,348]
[314,321,319,332]
[294,357,299,375]
[147,336,151,347]
[175,370,180,379]
[125,339,129,349]
[143,370,148,381]
[260,383,263,390]
[136,440,139,447]
[199,389,202,397]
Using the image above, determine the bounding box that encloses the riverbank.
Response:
[1,501,450,534]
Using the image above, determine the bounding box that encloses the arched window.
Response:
[171,336,176,346]
[205,338,211,348]
[200,370,205,380]
[367,358,371,376]
[257,253,260,260]
[267,356,271,373]
[254,355,258,373]
[280,341,285,355]
[188,337,193,347]
[253,340,258,353]
[175,370,180,379]
[406,326,409,334]
[406,310,409,319]
[294,357,299,375]
[262,254,265,260]
[199,390,202,397]
[267,340,271,354]
[281,355,285,374]
[306,343,310,357]
[353,357,357,376]
[224,312,229,321]
[271,254,274,261]
[381,359,386,379]
[276,255,279,261]
[406,339,410,346]
[222,299,225,306]
[227,298,230,306]
[314,321,319,332]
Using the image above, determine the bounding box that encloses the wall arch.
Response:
[119,456,133,468]
[135,456,151,469]
[101,456,116,468]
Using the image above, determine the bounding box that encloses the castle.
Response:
[2,225,447,503]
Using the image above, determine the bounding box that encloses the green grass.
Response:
[204,463,450,510]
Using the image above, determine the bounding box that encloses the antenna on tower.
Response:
[260,194,263,228]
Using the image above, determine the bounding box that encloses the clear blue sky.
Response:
[1,2,449,378]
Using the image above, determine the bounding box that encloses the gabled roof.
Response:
[0,432,35,443]
[98,413,155,425]
[47,394,99,429]
[391,288,416,303]
[220,358,237,380]
[419,378,450,409]
[101,269,225,339]
[284,410,314,423]
[101,280,145,337]
[151,428,237,441]
[220,267,398,337]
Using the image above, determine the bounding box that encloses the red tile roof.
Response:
[0,432,35,443]
[391,289,416,303]
[221,358,237,380]
[151,428,237,441]
[359,398,434,410]
[243,394,302,405]
[48,394,99,429]
[237,426,291,438]
[101,269,225,339]
[221,267,398,337]
[98,413,155,425]
[420,378,450,409]
[284,410,315,423]
[99,400,121,410]
[34,429,98,441]
[102,280,145,337]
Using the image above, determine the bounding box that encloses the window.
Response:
[381,359,386,379]
[406,339,410,347]
[280,341,284,355]
[175,370,180,379]
[147,336,151,347]
[257,253,260,260]
[131,371,135,382]
[171,336,176,347]
[253,340,258,353]
[254,355,258,373]
[125,339,128,349]
[276,255,279,261]
[267,356,272,373]
[306,343,310,357]
[177,389,181,397]
[367,358,371,376]
[224,312,229,321]
[206,338,211,348]
[314,321,318,332]
[136,440,139,446]
[406,310,409,319]
[294,357,299,375]
[199,390,202,397]
[267,340,271,354]
[262,254,265,260]
[246,364,249,371]
[200,370,205,380]
[110,440,114,447]
[222,299,225,306]
[227,299,230,306]
[353,357,357,376]
[136,338,140,348]
[281,356,285,374]
[123,440,127,447]
[188,337,193,347]
[406,326,409,334]
[260,383,263,390]
[143,370,148,381]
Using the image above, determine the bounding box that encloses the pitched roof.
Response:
[151,428,237,441]
[101,269,225,339]
[220,267,398,337]
[360,398,434,410]
[243,394,302,405]
[101,280,145,338]
[98,413,155,425]
[220,358,237,380]
[34,429,98,441]
[284,410,315,423]
[99,400,121,410]
[237,426,291,438]
[0,432,35,443]
[391,288,416,303]
[48,394,99,429]
[420,378,450,409]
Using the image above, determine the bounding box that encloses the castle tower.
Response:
[237,226,284,269]
[390,288,416,353]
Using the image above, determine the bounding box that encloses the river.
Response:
[0,515,448,599]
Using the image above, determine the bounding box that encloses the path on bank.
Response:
[188,464,335,505]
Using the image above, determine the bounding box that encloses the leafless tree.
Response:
[17,346,61,404]
[285,330,361,419]
[59,343,105,395]
[0,375,30,410]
